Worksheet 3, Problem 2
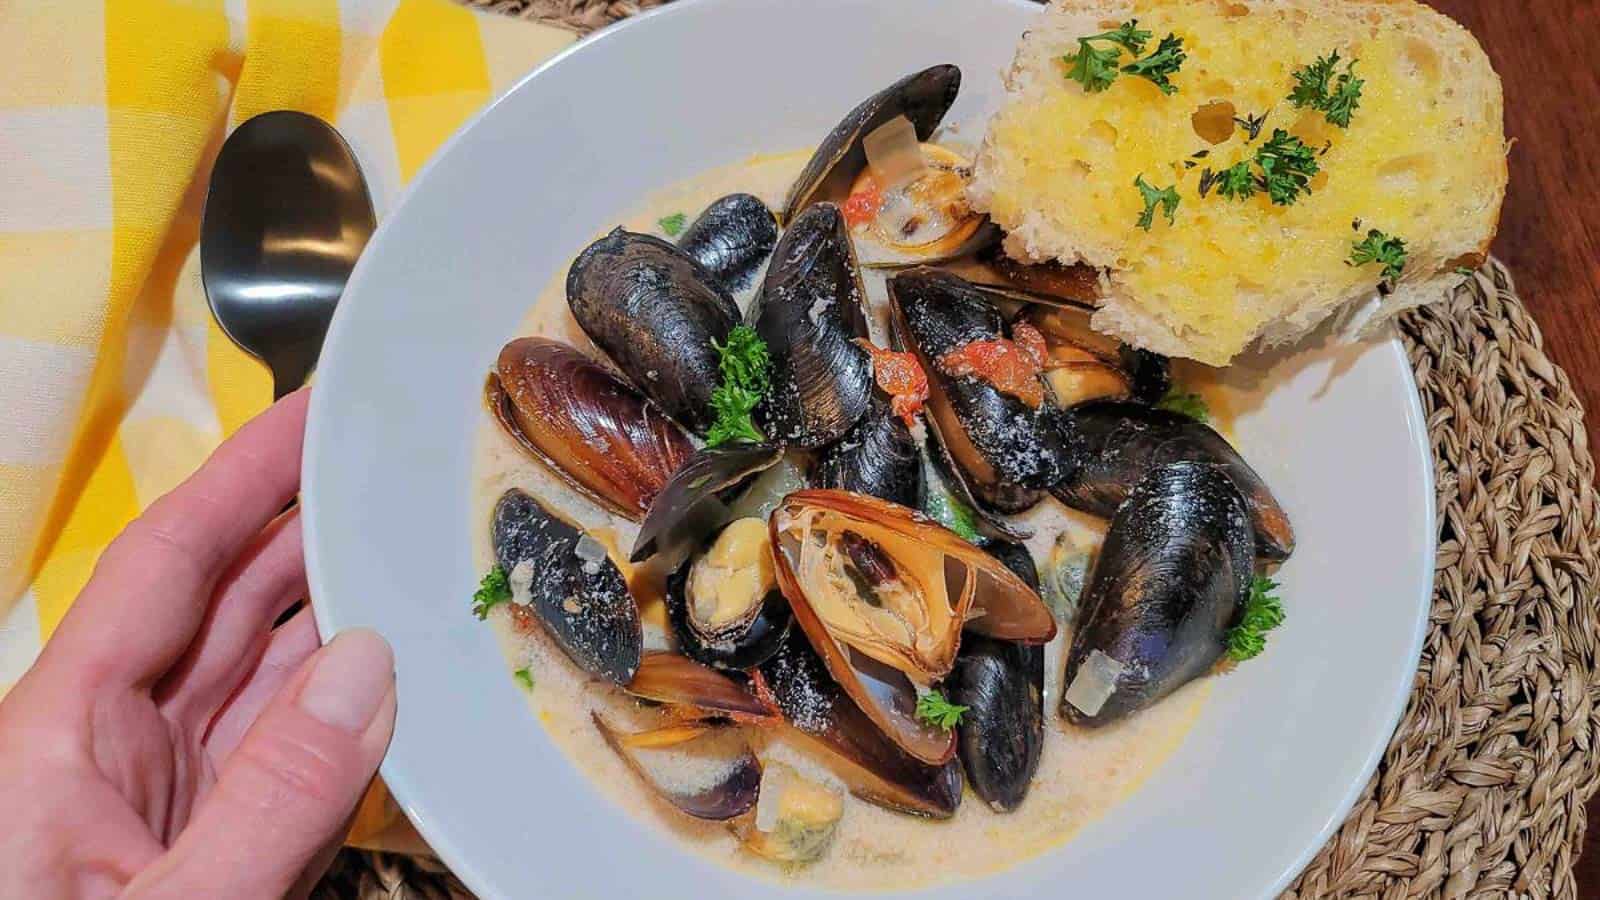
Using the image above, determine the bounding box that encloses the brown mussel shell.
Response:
[1061,461,1255,727]
[750,203,873,449]
[677,193,779,295]
[491,488,643,685]
[626,651,780,722]
[888,268,1074,514]
[759,630,962,818]
[769,490,1055,763]
[567,228,741,435]
[809,394,922,508]
[488,338,694,520]
[663,521,794,671]
[592,713,762,820]
[1053,400,1295,560]
[630,443,783,563]
[782,64,962,222]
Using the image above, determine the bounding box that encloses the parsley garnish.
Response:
[923,485,981,543]
[1454,265,1475,276]
[1349,229,1408,284]
[473,565,511,620]
[513,667,534,690]
[1121,33,1186,95]
[1157,388,1210,423]
[1288,51,1363,128]
[1134,175,1181,230]
[1062,21,1184,94]
[1063,38,1124,93]
[658,212,687,237]
[914,690,969,730]
[1215,161,1258,201]
[1254,129,1320,206]
[1226,576,1285,662]
[704,324,772,447]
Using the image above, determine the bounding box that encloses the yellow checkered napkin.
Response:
[0,0,573,849]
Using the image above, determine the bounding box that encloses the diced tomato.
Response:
[938,333,1046,408]
[856,339,929,428]
[842,179,884,228]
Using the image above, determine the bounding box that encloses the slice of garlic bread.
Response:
[968,0,1506,365]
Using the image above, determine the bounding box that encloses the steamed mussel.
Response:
[491,488,642,685]
[1061,461,1255,727]
[677,193,780,294]
[487,338,694,519]
[1020,304,1172,408]
[809,394,922,508]
[567,228,741,435]
[664,517,794,671]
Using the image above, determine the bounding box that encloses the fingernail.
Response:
[298,629,395,733]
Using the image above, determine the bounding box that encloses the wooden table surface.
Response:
[1422,0,1600,889]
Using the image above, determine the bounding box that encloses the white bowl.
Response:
[303,1,1434,896]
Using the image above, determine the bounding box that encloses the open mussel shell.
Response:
[782,64,962,222]
[491,488,643,685]
[664,518,794,671]
[678,193,779,295]
[809,395,922,508]
[1053,400,1295,560]
[769,489,1056,763]
[750,203,873,449]
[592,713,762,820]
[759,630,962,818]
[567,228,741,435]
[626,651,779,722]
[888,267,1074,514]
[487,338,694,520]
[1061,461,1255,727]
[630,442,783,563]
[952,634,1043,813]
[980,246,1102,307]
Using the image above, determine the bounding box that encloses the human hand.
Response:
[0,390,396,900]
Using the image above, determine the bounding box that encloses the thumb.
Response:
[125,629,397,900]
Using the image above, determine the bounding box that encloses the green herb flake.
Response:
[1348,229,1408,284]
[658,212,687,237]
[914,690,969,730]
[1134,175,1181,231]
[1226,576,1286,662]
[472,565,511,620]
[1061,20,1157,93]
[923,487,981,543]
[513,668,534,691]
[1215,161,1258,201]
[1254,129,1319,206]
[1157,388,1210,423]
[1288,51,1363,128]
[1121,33,1187,95]
[1454,265,1475,277]
[704,324,772,447]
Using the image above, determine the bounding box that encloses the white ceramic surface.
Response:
[302,1,1436,896]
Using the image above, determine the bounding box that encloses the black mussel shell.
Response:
[889,268,1073,513]
[782,64,962,222]
[1120,346,1172,405]
[491,489,642,684]
[592,714,762,820]
[759,630,962,818]
[664,522,793,671]
[677,193,779,295]
[567,228,740,435]
[810,395,921,508]
[983,539,1041,592]
[630,442,783,563]
[951,634,1044,813]
[1053,401,1295,560]
[920,431,1030,542]
[750,203,873,449]
[1061,461,1255,727]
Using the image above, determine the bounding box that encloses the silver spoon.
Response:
[201,110,375,400]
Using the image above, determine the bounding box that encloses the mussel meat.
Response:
[750,202,874,449]
[492,488,643,685]
[889,268,1074,514]
[567,228,741,435]
[733,762,844,865]
[630,442,783,562]
[664,517,794,671]
[1020,304,1164,409]
[810,395,922,508]
[1053,401,1295,560]
[1061,461,1255,727]
[770,490,1055,763]
[759,630,962,818]
[677,193,779,295]
[487,338,694,520]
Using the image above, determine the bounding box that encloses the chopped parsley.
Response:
[1121,33,1187,95]
[1225,576,1286,662]
[1254,129,1320,206]
[1349,229,1408,284]
[1214,161,1258,201]
[1062,20,1184,94]
[1134,175,1181,230]
[914,690,969,730]
[704,324,772,447]
[1157,388,1210,423]
[472,565,511,620]
[658,212,687,237]
[513,667,534,691]
[1454,265,1475,276]
[1288,51,1364,128]
[923,485,981,543]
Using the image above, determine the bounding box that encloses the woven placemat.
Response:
[322,6,1600,897]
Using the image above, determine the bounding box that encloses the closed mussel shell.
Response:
[810,394,922,508]
[677,193,779,294]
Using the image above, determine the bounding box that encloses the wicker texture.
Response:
[331,4,1600,896]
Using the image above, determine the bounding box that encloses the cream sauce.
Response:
[473,152,1216,891]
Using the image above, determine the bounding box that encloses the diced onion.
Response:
[1064,649,1125,717]
[862,115,927,192]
